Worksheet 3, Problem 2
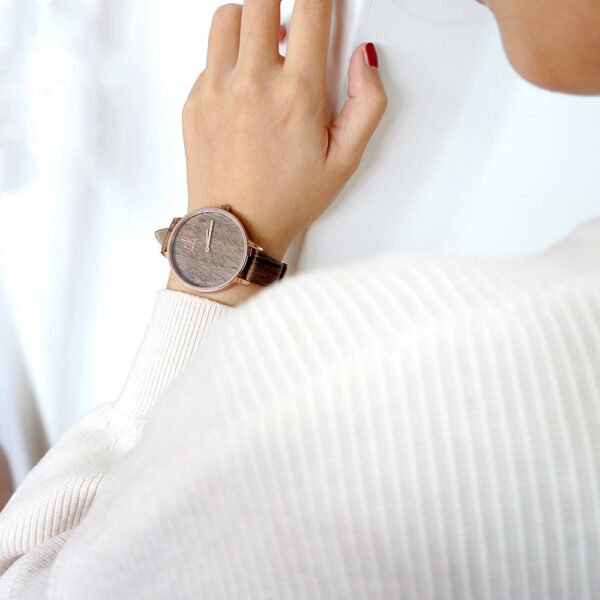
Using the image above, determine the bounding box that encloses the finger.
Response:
[285,0,333,81]
[327,44,387,172]
[206,3,243,73]
[239,0,282,65]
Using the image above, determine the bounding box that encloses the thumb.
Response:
[327,43,388,173]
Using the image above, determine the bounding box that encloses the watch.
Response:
[155,204,288,293]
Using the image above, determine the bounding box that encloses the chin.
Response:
[511,61,600,96]
[492,13,600,96]
[500,36,600,96]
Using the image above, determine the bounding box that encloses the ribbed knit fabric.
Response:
[0,219,599,599]
[0,290,231,596]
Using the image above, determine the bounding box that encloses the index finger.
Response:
[284,0,333,80]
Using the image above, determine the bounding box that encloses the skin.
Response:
[483,0,600,94]
[168,0,600,307]
[167,0,387,306]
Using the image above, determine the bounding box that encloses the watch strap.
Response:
[242,248,288,286]
[160,218,181,256]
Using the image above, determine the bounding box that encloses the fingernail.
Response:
[364,42,379,68]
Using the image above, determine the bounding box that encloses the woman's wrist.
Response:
[166,271,264,308]
[165,211,290,307]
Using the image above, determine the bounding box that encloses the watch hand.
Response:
[205,220,214,252]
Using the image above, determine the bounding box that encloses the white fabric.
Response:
[1,218,599,598]
[2,0,600,488]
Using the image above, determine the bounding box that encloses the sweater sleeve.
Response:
[1,224,598,600]
[0,289,232,594]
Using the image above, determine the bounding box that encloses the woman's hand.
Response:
[170,0,387,306]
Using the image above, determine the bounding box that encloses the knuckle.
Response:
[182,94,197,126]
[183,76,217,121]
[300,0,326,12]
[213,3,241,21]
[371,88,388,113]
[284,72,320,100]
[290,72,311,93]
[380,89,389,109]
[230,73,264,102]
[230,76,249,99]
[187,71,207,97]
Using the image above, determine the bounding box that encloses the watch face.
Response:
[168,208,249,292]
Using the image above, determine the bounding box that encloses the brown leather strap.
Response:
[161,218,181,256]
[242,248,288,286]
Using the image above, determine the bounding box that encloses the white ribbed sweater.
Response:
[0,219,599,599]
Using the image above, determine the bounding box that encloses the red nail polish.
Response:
[365,42,379,68]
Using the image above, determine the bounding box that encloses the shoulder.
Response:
[46,225,599,599]
[208,217,599,371]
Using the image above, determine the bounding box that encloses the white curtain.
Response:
[0,0,202,484]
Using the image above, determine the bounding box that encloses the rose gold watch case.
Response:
[156,207,263,293]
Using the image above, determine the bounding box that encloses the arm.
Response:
[164,0,387,308]
[0,0,387,591]
[0,290,231,585]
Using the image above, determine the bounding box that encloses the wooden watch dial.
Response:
[168,208,248,292]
